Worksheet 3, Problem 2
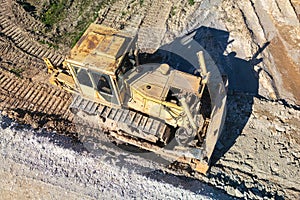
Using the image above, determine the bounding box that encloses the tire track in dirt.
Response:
[0,0,64,67]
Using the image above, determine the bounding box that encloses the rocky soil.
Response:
[0,0,300,199]
[0,115,232,199]
[210,95,300,199]
[1,95,299,199]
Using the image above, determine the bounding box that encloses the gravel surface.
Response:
[0,94,299,199]
[0,114,232,200]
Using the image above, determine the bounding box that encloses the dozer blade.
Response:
[198,52,228,166]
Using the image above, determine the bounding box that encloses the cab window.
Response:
[91,72,113,102]
[92,73,112,95]
[75,68,93,87]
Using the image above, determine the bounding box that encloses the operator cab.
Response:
[63,23,137,107]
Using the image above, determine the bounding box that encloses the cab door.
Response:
[74,67,95,99]
[73,66,120,106]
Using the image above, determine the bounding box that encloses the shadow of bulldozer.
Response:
[142,26,270,168]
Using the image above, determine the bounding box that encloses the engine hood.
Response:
[125,63,201,101]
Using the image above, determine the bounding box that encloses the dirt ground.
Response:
[0,0,299,199]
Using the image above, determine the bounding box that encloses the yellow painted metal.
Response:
[44,23,204,128]
[65,23,134,77]
[189,158,210,174]
[56,73,75,87]
[43,58,76,93]
[130,87,183,126]
[43,57,55,74]
[125,63,202,127]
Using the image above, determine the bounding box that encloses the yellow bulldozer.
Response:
[44,23,227,174]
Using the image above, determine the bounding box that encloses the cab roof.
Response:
[65,23,135,76]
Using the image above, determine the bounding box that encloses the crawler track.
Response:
[0,0,175,148]
[0,1,299,199]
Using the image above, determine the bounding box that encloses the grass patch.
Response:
[41,0,71,27]
[171,6,177,16]
[188,0,195,6]
[38,0,114,48]
[10,68,24,78]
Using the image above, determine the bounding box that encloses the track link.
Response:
[70,94,169,144]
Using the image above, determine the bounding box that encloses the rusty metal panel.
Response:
[77,32,105,55]
[66,23,134,76]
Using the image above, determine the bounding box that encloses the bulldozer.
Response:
[44,23,227,174]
